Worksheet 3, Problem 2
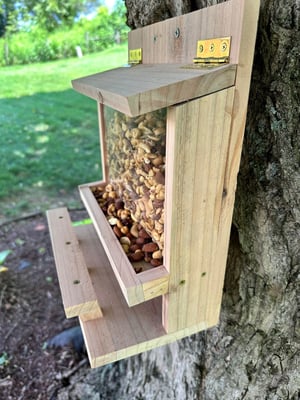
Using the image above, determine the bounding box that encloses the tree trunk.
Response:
[58,1,300,398]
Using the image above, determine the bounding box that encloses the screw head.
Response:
[174,28,180,38]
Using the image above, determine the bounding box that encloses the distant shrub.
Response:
[0,6,129,66]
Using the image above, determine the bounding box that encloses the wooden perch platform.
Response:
[47,208,102,321]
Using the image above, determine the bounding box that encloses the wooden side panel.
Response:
[46,208,102,320]
[129,0,244,65]
[210,0,261,323]
[163,88,235,333]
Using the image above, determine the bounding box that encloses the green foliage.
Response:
[0,4,129,65]
[29,0,85,32]
[0,0,97,36]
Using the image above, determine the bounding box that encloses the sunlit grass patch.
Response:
[0,44,127,220]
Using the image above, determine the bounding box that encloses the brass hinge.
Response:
[129,48,143,65]
[193,37,231,64]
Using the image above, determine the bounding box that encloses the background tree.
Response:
[0,0,103,35]
[27,0,85,31]
[0,0,17,36]
[59,0,299,398]
[110,0,128,41]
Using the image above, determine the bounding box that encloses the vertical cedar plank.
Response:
[209,0,261,324]
[97,102,109,183]
[163,0,260,333]
[163,88,235,333]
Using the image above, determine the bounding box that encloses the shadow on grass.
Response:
[0,89,103,221]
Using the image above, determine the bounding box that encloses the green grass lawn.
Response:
[0,44,128,222]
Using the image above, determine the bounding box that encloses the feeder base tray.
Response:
[47,208,215,368]
[77,224,213,367]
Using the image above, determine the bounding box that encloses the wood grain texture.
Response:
[76,224,211,368]
[128,0,244,65]
[162,0,260,333]
[46,208,102,320]
[79,183,169,306]
[211,0,261,322]
[98,102,109,183]
[72,63,236,117]
[163,87,235,332]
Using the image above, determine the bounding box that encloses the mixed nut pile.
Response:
[92,184,163,273]
[92,107,167,272]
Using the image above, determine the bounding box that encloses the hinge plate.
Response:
[129,48,143,65]
[193,37,231,64]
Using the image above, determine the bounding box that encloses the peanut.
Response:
[120,226,129,235]
[113,226,122,238]
[130,223,139,238]
[108,217,118,225]
[129,251,144,262]
[152,250,162,259]
[129,244,141,252]
[136,237,146,245]
[142,242,159,253]
[120,236,131,246]
[121,244,130,253]
[138,228,151,239]
[150,259,163,267]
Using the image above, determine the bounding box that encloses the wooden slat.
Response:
[97,102,109,183]
[72,63,236,117]
[47,208,102,320]
[210,0,261,324]
[162,0,260,333]
[79,184,169,306]
[76,224,211,368]
[163,87,235,333]
[78,185,144,305]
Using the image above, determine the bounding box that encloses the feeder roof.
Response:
[72,63,236,117]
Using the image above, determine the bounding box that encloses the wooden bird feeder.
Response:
[47,0,260,368]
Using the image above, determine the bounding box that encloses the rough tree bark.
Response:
[58,1,299,399]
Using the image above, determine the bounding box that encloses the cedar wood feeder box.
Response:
[47,0,260,368]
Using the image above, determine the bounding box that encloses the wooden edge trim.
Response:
[82,318,212,368]
[78,185,145,306]
[138,266,169,302]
